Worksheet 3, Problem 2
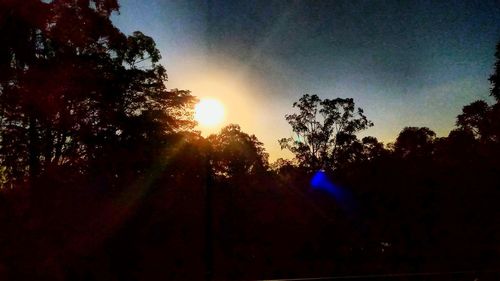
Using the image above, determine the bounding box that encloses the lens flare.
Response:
[311,170,356,213]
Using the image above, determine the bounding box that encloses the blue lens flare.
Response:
[311,170,341,196]
[311,170,356,212]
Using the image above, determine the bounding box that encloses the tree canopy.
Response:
[393,127,436,159]
[0,0,196,187]
[1,1,500,280]
[489,41,500,101]
[208,124,268,179]
[279,94,373,171]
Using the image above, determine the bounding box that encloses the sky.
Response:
[112,0,500,161]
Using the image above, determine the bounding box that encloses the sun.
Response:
[194,98,225,127]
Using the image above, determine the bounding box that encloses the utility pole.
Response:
[204,142,214,281]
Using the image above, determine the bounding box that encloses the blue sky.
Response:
[112,0,500,160]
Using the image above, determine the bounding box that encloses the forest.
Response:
[1,0,500,280]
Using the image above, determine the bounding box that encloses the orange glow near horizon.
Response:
[166,56,294,160]
[170,58,260,137]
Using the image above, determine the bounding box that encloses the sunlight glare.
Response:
[195,98,225,127]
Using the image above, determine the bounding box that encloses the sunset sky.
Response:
[112,0,500,161]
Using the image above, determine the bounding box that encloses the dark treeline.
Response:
[1,1,500,280]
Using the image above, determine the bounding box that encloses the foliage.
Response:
[393,126,436,158]
[279,94,373,171]
[1,2,500,280]
[208,124,269,179]
[0,0,196,187]
[489,41,500,101]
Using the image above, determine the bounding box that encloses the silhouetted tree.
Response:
[0,0,196,187]
[359,136,386,161]
[270,157,298,174]
[456,100,491,141]
[393,127,436,159]
[333,136,386,168]
[279,94,373,171]
[490,41,500,101]
[1,4,500,281]
[208,124,269,179]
